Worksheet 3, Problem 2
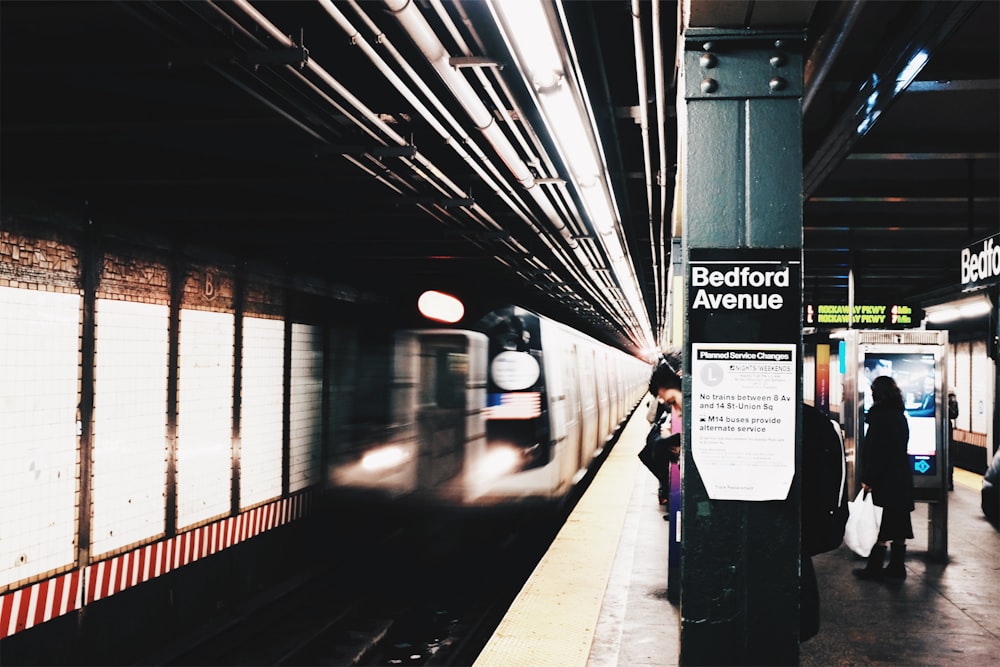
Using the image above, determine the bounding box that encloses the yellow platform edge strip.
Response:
[474,406,650,667]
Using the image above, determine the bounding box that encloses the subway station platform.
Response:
[474,406,1000,667]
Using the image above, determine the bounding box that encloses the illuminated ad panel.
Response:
[240,317,284,508]
[289,323,322,492]
[860,351,940,477]
[177,309,234,529]
[92,299,169,556]
[0,287,80,587]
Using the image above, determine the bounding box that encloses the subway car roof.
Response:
[1,1,997,354]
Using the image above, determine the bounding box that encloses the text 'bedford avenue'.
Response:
[691,265,790,310]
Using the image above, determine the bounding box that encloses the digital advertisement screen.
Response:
[861,351,938,476]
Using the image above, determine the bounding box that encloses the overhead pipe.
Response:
[229,1,487,228]
[424,0,589,241]
[224,0,568,298]
[651,0,670,339]
[383,0,535,189]
[482,0,643,341]
[434,0,549,183]
[335,0,575,248]
[428,0,615,306]
[379,0,631,325]
[631,0,660,337]
[318,0,514,227]
[551,1,653,345]
[229,0,636,341]
[631,1,654,221]
[334,0,618,319]
[440,0,593,254]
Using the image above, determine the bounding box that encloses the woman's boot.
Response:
[884,542,907,580]
[853,544,887,580]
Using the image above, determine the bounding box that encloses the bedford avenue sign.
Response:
[688,249,800,501]
[961,233,1000,289]
[690,264,790,310]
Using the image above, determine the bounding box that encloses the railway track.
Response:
[134,499,566,666]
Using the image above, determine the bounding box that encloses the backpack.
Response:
[801,403,849,556]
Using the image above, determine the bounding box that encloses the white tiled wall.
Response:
[970,340,991,434]
[91,299,169,557]
[240,317,284,507]
[176,309,234,529]
[289,323,322,492]
[0,287,80,587]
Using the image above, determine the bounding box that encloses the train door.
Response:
[578,347,599,460]
[609,359,622,426]
[595,350,611,447]
[406,332,477,495]
[563,343,585,479]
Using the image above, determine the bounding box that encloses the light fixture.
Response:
[417,290,465,323]
[924,294,993,324]
[488,0,655,350]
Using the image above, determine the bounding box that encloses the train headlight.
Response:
[361,445,411,472]
[478,446,523,478]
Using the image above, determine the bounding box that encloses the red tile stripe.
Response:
[1,570,82,639]
[0,492,311,639]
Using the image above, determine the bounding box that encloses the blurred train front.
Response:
[327,305,649,507]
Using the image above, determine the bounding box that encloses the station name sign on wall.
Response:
[804,303,919,328]
[688,249,800,501]
[961,233,1000,290]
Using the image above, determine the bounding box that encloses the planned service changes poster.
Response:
[691,343,797,501]
[688,249,801,501]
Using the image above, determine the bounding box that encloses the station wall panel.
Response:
[176,309,234,529]
[289,323,322,492]
[91,299,170,557]
[0,287,80,589]
[970,340,991,434]
[954,342,972,432]
[240,316,285,508]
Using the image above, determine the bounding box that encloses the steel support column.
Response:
[678,29,805,665]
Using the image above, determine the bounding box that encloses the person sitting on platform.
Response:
[639,357,682,504]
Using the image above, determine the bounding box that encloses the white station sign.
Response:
[691,342,797,501]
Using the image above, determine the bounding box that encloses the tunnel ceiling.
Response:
[2,1,997,354]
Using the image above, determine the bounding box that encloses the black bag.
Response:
[639,410,679,485]
[801,403,849,556]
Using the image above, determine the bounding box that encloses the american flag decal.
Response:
[485,392,542,419]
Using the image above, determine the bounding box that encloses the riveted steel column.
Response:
[678,29,805,665]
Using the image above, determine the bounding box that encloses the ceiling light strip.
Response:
[488,0,654,349]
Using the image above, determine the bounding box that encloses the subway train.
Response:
[327,304,650,507]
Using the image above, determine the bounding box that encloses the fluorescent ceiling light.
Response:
[536,82,602,187]
[489,0,653,347]
[926,307,961,323]
[493,0,562,89]
[924,294,992,323]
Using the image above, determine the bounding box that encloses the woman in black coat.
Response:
[854,375,914,581]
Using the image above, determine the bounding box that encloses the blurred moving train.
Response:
[328,305,650,506]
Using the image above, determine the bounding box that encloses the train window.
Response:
[421,350,467,410]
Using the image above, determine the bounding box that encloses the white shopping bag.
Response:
[843,489,883,557]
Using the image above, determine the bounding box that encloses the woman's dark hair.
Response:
[871,375,905,410]
[649,360,682,396]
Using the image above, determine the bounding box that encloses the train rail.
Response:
[134,494,576,666]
